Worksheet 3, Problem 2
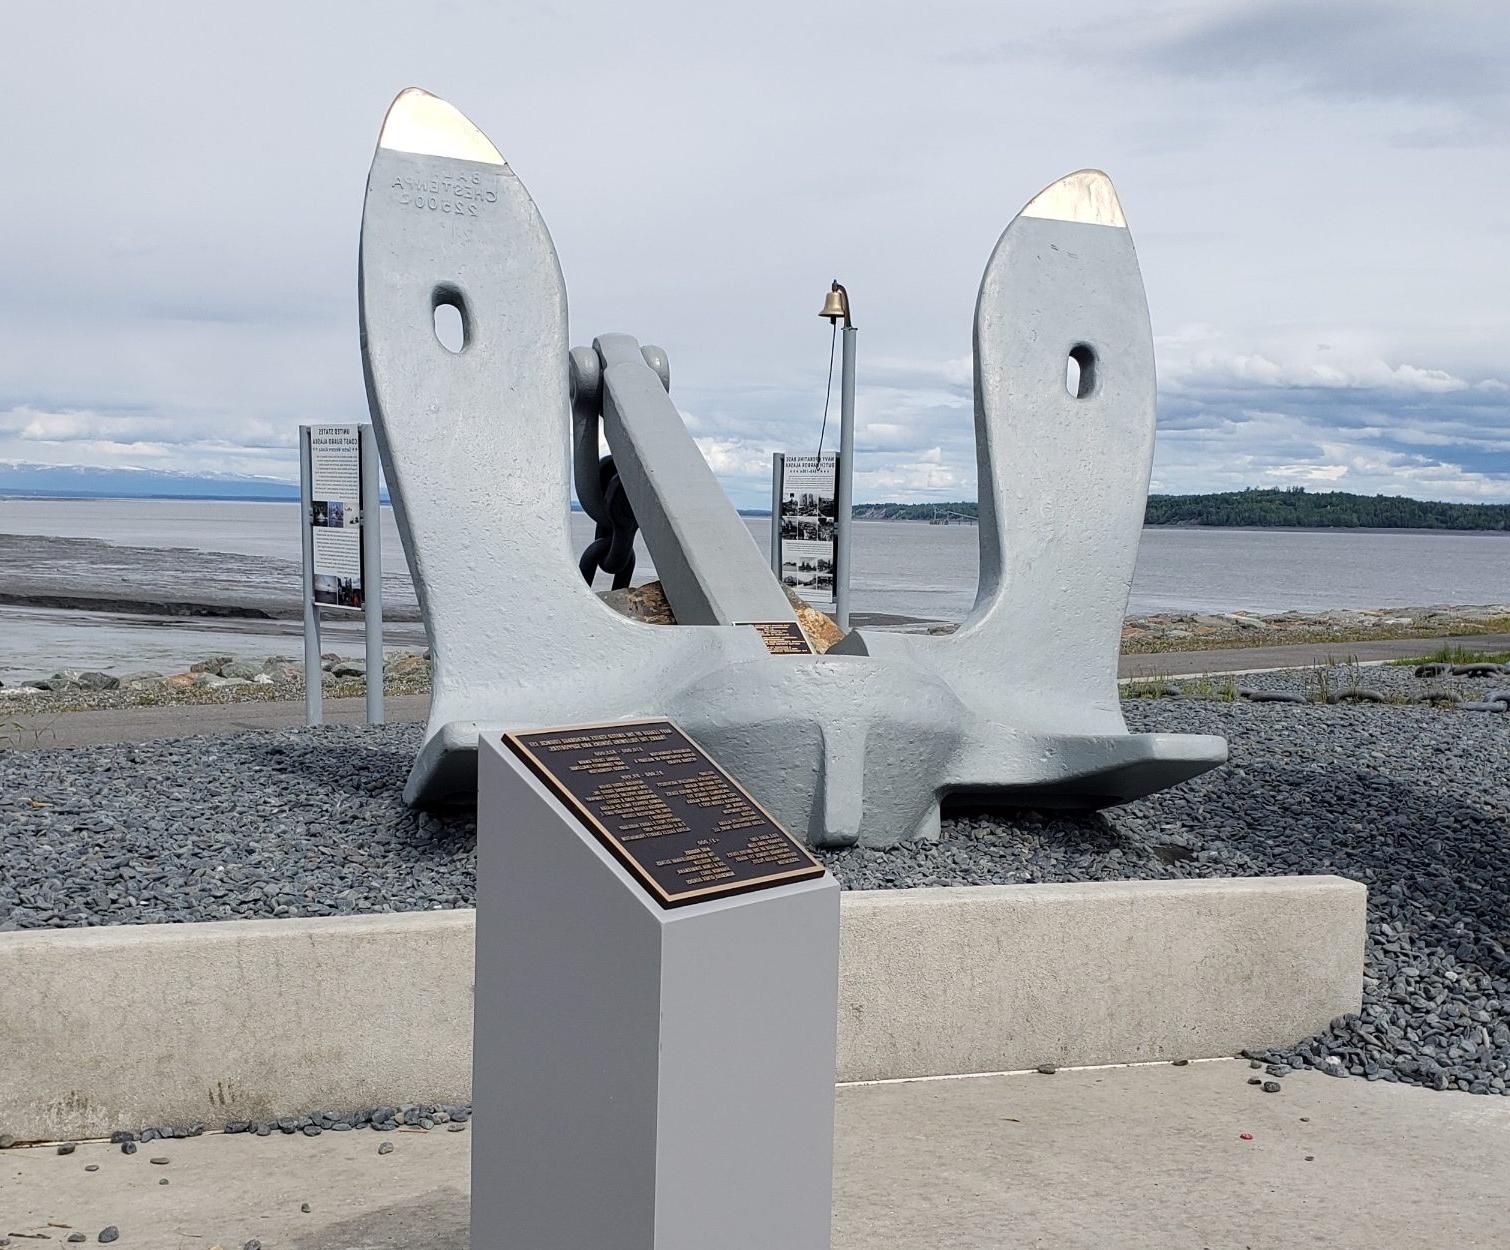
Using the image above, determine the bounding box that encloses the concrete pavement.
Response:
[8,1062,1509,1249]
[8,631,1507,752]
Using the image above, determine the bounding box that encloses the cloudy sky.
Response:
[2,0,1506,507]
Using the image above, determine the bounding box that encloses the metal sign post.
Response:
[299,429,323,726]
[769,452,784,577]
[360,426,384,725]
[299,423,384,727]
[835,325,856,629]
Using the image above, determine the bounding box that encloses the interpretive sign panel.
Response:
[307,424,366,609]
[776,453,837,603]
[739,621,814,656]
[504,720,825,907]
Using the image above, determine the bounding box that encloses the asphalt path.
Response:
[5,632,1507,751]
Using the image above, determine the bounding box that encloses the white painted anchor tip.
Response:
[1019,169,1126,228]
[378,87,504,166]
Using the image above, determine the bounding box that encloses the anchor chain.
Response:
[577,453,639,589]
[569,342,670,591]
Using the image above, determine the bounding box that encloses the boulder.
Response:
[37,669,119,692]
[220,660,263,681]
[384,652,429,680]
[598,582,676,626]
[190,656,235,675]
[263,662,303,684]
[596,579,846,654]
[782,586,845,653]
[118,673,167,692]
[330,660,367,678]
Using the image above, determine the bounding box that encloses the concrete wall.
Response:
[0,877,1365,1141]
[836,877,1366,1082]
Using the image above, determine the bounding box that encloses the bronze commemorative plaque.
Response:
[504,719,825,908]
[739,621,814,656]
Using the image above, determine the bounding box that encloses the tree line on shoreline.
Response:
[852,488,1510,531]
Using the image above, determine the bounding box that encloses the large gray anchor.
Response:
[832,171,1228,805]
[358,88,1225,845]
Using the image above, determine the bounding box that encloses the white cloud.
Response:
[1266,463,1348,483]
[0,0,1505,513]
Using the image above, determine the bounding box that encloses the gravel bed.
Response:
[1,688,1507,1099]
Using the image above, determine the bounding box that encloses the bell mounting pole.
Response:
[820,280,856,629]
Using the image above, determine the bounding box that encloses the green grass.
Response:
[1121,674,1239,701]
[1388,644,1510,667]
[0,715,57,750]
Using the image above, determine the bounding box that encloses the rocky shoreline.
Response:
[1121,603,1510,652]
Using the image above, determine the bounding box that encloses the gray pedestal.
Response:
[474,732,841,1250]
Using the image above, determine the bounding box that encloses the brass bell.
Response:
[818,281,851,326]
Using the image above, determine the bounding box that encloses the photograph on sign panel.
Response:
[313,573,365,610]
[311,498,353,528]
[780,540,833,594]
[778,454,837,599]
[310,496,365,610]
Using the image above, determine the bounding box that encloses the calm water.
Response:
[0,497,1505,678]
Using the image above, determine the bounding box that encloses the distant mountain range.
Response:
[0,461,299,501]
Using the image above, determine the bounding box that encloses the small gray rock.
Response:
[68,1234,87,1243]
[1262,1081,1282,1093]
[98,1228,120,1244]
[57,1141,77,1154]
[377,1141,394,1155]
[1035,1063,1056,1075]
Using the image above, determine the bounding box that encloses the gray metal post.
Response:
[298,427,323,726]
[835,326,857,628]
[361,425,384,724]
[770,452,784,578]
